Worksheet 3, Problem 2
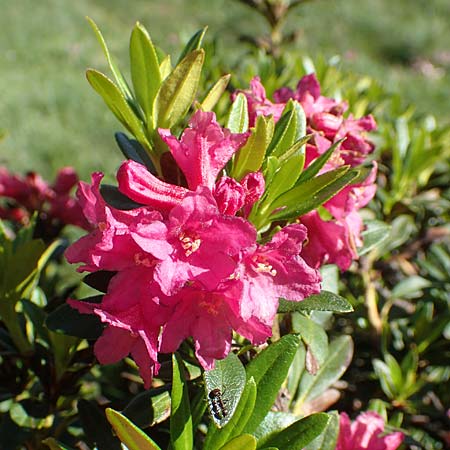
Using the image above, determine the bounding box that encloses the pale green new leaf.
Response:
[153,49,204,128]
[219,434,257,450]
[227,93,249,133]
[86,69,149,147]
[130,22,161,120]
[201,74,231,112]
[106,408,161,450]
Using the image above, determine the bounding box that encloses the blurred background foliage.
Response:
[1,0,450,180]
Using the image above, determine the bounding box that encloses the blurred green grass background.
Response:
[1,0,449,180]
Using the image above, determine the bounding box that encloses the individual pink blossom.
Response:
[336,412,404,450]
[159,110,248,190]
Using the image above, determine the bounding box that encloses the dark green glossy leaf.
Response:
[304,411,339,450]
[100,184,145,210]
[171,353,193,450]
[115,132,156,173]
[243,334,301,434]
[153,49,204,129]
[227,93,249,133]
[278,291,353,314]
[253,411,298,446]
[45,298,103,339]
[262,413,330,450]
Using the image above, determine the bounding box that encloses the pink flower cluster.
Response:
[0,166,89,231]
[337,412,404,450]
[237,74,377,269]
[67,111,321,387]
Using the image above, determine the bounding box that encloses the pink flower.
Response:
[151,187,256,295]
[65,172,171,272]
[337,412,404,450]
[0,166,88,230]
[159,110,248,190]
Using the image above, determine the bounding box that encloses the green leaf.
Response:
[204,352,246,428]
[130,22,161,120]
[262,413,330,450]
[278,291,353,314]
[358,220,391,256]
[203,377,257,450]
[78,400,122,450]
[243,334,301,434]
[292,313,328,372]
[45,298,103,339]
[391,276,432,299]
[201,74,231,112]
[227,93,249,133]
[153,49,204,129]
[86,17,133,100]
[304,411,339,450]
[122,388,171,428]
[267,101,306,158]
[171,353,193,450]
[115,132,157,173]
[232,115,274,180]
[106,408,161,450]
[269,167,357,221]
[159,54,172,80]
[177,27,208,65]
[294,336,353,413]
[253,411,298,446]
[86,69,148,146]
[296,139,344,184]
[100,184,144,210]
[219,434,257,450]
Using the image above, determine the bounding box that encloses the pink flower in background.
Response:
[0,166,88,230]
[337,412,404,450]
[159,110,248,190]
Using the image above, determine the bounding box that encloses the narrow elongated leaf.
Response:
[267,101,305,158]
[86,17,133,99]
[171,353,193,450]
[203,377,257,450]
[253,411,298,445]
[278,291,353,313]
[296,139,344,184]
[227,93,249,133]
[159,54,172,80]
[201,74,231,112]
[243,334,301,434]
[177,27,208,64]
[106,408,161,450]
[219,434,257,450]
[294,336,353,412]
[100,184,145,210]
[42,438,75,450]
[86,69,148,145]
[232,115,274,180]
[204,352,246,428]
[130,23,161,118]
[153,49,204,129]
[269,167,358,221]
[304,411,339,450]
[115,132,156,173]
[263,413,330,450]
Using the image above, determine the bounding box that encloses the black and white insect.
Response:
[208,388,228,421]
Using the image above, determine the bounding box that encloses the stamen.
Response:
[179,232,201,256]
[253,256,277,276]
